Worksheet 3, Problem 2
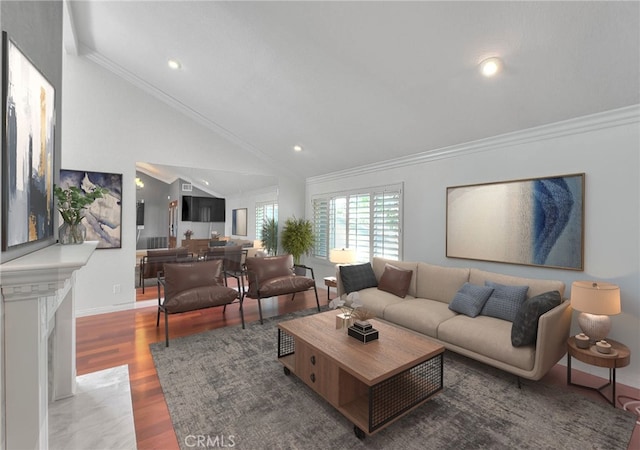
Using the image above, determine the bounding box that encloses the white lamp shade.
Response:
[329,248,356,264]
[570,281,621,315]
[253,239,263,249]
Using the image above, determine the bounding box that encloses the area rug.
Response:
[150,309,635,450]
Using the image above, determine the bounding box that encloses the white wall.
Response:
[306,106,640,388]
[226,186,279,240]
[62,54,304,315]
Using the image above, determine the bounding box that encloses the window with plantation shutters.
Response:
[255,201,278,240]
[312,198,329,258]
[311,184,402,262]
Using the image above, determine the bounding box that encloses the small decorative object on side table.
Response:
[566,336,631,406]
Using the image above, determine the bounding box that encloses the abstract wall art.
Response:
[59,170,123,249]
[446,173,584,270]
[232,208,247,236]
[1,32,56,251]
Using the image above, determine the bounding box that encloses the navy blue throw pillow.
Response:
[481,281,529,322]
[449,283,495,317]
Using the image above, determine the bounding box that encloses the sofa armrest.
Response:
[530,299,573,380]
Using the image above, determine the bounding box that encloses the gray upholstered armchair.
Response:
[242,254,320,328]
[157,259,240,346]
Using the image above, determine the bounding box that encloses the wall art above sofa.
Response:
[446,173,584,270]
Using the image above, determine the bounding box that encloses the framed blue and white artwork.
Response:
[446,173,584,270]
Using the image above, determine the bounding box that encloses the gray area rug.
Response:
[150,309,635,449]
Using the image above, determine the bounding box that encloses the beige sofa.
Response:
[336,257,572,381]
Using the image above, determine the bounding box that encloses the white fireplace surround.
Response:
[0,242,97,450]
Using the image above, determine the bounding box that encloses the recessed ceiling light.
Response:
[293,145,303,152]
[480,57,503,77]
[168,59,182,70]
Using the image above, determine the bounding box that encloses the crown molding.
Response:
[307,105,640,185]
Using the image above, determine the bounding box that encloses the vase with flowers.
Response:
[54,185,107,244]
[184,229,194,240]
[329,292,374,329]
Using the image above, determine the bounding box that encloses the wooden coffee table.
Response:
[277,310,444,439]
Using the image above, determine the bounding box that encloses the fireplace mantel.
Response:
[1,242,97,450]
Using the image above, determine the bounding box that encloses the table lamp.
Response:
[570,281,621,342]
[329,248,356,264]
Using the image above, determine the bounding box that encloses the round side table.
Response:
[567,336,631,406]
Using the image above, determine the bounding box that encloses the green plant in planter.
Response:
[280,216,314,265]
[54,185,107,225]
[261,217,278,256]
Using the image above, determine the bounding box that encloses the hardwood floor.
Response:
[76,288,639,449]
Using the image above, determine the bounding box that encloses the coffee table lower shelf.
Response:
[278,328,443,438]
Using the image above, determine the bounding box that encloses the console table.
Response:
[0,242,97,449]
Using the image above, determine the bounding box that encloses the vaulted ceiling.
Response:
[65,1,640,188]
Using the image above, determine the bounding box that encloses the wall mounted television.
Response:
[182,196,226,222]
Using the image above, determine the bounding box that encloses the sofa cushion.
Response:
[449,283,494,317]
[511,290,562,347]
[377,264,413,298]
[469,268,565,298]
[372,258,418,297]
[384,298,457,338]
[340,263,378,294]
[438,315,536,371]
[415,263,470,304]
[480,281,529,322]
[355,287,409,317]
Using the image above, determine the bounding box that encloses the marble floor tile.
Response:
[49,365,137,450]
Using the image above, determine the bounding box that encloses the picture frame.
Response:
[59,169,123,249]
[446,173,584,270]
[232,208,247,236]
[1,32,56,251]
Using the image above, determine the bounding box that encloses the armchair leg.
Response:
[257,298,264,324]
[156,308,160,327]
[164,310,169,347]
[240,295,246,329]
[313,286,321,312]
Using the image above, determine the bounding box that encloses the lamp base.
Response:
[577,312,611,343]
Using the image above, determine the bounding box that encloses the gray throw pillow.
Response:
[481,281,529,322]
[449,283,495,317]
[340,263,378,294]
[511,290,562,347]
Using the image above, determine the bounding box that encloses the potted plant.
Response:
[260,217,278,256]
[280,216,315,270]
[54,185,107,244]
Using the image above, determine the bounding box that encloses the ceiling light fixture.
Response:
[480,57,503,77]
[167,59,182,70]
[293,145,303,152]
